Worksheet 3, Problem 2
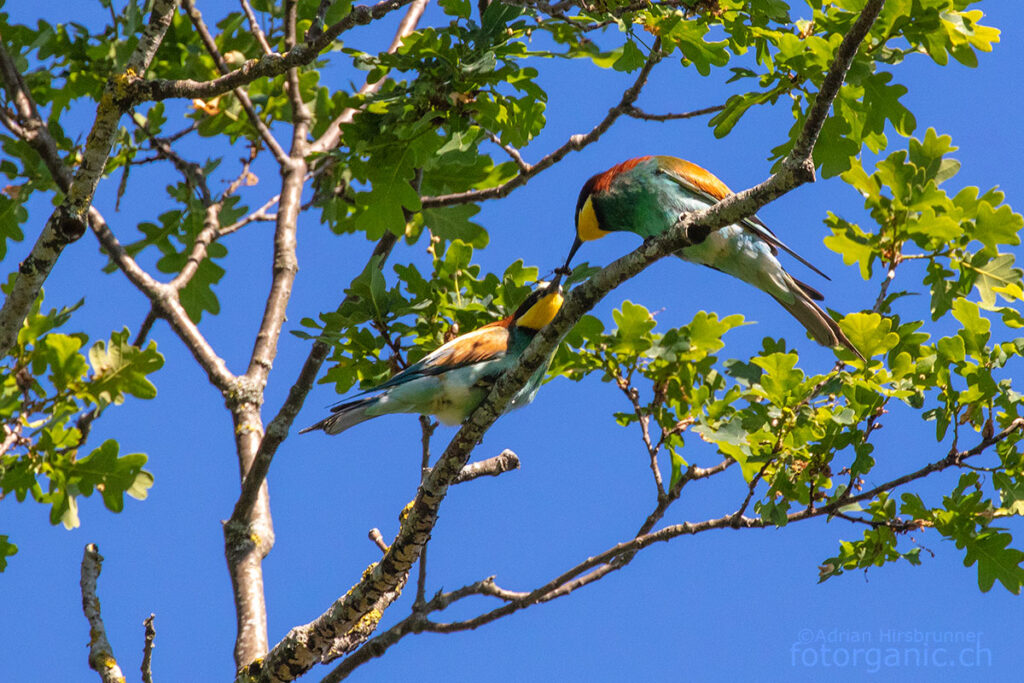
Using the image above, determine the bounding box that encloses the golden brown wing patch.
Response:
[425,323,510,370]
[656,156,732,201]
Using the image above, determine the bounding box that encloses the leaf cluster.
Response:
[0,279,161,548]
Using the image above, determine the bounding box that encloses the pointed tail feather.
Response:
[299,395,380,435]
[772,276,865,361]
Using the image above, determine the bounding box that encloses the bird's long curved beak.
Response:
[558,235,584,279]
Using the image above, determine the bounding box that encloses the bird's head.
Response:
[512,280,564,332]
[558,173,608,276]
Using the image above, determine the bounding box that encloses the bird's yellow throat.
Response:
[516,291,564,331]
[577,196,611,242]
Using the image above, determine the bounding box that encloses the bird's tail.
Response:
[299,395,380,435]
[772,275,865,361]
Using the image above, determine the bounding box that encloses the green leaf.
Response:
[813,113,860,178]
[709,90,775,138]
[838,313,900,359]
[823,214,876,279]
[751,352,803,403]
[993,473,1024,516]
[74,440,154,513]
[423,205,488,248]
[0,535,17,572]
[974,202,1023,254]
[611,300,656,354]
[87,329,164,409]
[685,312,745,353]
[0,195,27,259]
[176,258,225,323]
[360,171,422,239]
[39,333,89,390]
[612,41,646,72]
[439,0,471,19]
[950,298,990,359]
[668,20,730,76]
[966,253,1023,310]
[962,531,1024,594]
[861,72,916,138]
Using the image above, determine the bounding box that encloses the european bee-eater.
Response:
[300,281,564,435]
[561,155,862,359]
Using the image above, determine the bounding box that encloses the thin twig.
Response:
[141,614,156,683]
[623,103,726,121]
[182,0,289,163]
[135,0,418,103]
[420,39,665,209]
[415,415,438,608]
[240,0,274,54]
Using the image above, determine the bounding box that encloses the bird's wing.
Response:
[657,157,830,281]
[368,321,511,393]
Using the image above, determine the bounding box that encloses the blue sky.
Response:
[3,1,1023,681]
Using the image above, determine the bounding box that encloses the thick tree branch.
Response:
[80,544,127,683]
[0,0,179,358]
[225,9,317,660]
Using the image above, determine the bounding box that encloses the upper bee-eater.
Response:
[561,155,862,359]
[301,281,564,435]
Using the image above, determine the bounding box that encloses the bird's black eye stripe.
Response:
[575,175,599,225]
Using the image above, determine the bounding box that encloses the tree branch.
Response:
[182,0,289,164]
[80,544,127,683]
[420,39,664,209]
[0,0,179,358]
[240,0,275,55]
[308,0,430,154]
[133,0,416,103]
[623,103,725,122]
[451,449,521,484]
[141,614,156,683]
[228,232,398,530]
[320,400,1017,680]
[89,208,237,391]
